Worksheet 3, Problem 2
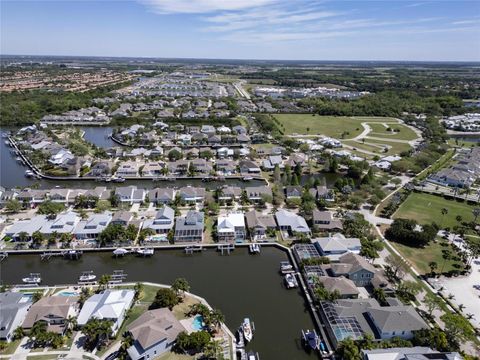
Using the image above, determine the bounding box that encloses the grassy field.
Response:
[393,192,477,228]
[363,138,412,155]
[368,122,419,141]
[273,114,388,138]
[390,240,464,275]
[0,339,21,355]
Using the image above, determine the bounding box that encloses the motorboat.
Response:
[249,243,260,254]
[242,318,254,342]
[136,248,154,256]
[284,273,298,288]
[302,329,320,350]
[79,271,96,282]
[247,351,259,360]
[242,176,253,181]
[280,261,294,274]
[112,176,125,183]
[113,248,129,256]
[25,170,34,178]
[22,273,41,284]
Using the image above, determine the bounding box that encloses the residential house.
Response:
[245,210,277,240]
[40,211,80,237]
[0,292,32,342]
[111,211,134,227]
[126,309,187,360]
[218,186,242,202]
[49,189,71,204]
[216,160,237,175]
[275,209,311,236]
[87,161,113,177]
[314,185,335,202]
[245,186,272,203]
[312,210,343,231]
[168,160,189,175]
[320,298,428,346]
[178,186,205,203]
[77,290,135,336]
[74,212,112,240]
[313,233,361,261]
[329,253,376,286]
[191,159,212,174]
[142,162,165,177]
[239,160,261,174]
[285,186,303,199]
[115,186,145,204]
[148,188,175,205]
[116,161,139,178]
[5,215,48,241]
[174,211,204,243]
[23,296,79,335]
[217,213,246,243]
[143,206,175,234]
[361,347,463,360]
[317,276,360,299]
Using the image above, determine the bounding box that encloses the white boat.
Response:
[280,261,294,274]
[22,273,41,284]
[136,248,154,256]
[284,273,298,288]
[247,351,259,360]
[242,176,253,181]
[79,271,96,282]
[242,318,253,342]
[25,170,34,178]
[113,248,129,256]
[302,329,320,350]
[112,176,125,183]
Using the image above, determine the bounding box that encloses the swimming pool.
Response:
[58,291,79,297]
[192,315,204,331]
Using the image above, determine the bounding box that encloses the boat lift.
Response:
[218,244,235,255]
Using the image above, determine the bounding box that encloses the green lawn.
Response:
[368,122,419,141]
[363,138,412,155]
[0,339,21,355]
[394,192,477,228]
[390,240,464,275]
[273,114,389,138]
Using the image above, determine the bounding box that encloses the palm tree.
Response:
[98,274,111,292]
[447,293,455,300]
[441,208,449,228]
[473,208,480,224]
[133,282,144,302]
[209,308,225,333]
[428,261,438,275]
[203,339,222,359]
[171,278,190,298]
[458,304,465,312]
[64,316,77,335]
[466,313,474,320]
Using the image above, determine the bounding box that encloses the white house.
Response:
[77,290,135,336]
[217,213,246,243]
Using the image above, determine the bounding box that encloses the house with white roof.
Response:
[217,213,246,243]
[5,215,49,241]
[312,233,361,261]
[275,209,311,236]
[77,290,135,336]
[40,211,80,236]
[74,212,112,240]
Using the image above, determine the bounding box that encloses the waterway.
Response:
[81,126,116,148]
[0,128,265,190]
[0,248,319,360]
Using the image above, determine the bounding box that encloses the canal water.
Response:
[81,126,116,148]
[0,247,319,360]
[0,128,264,190]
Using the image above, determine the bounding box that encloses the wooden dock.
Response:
[40,250,82,261]
[185,245,203,254]
[218,244,235,255]
[109,270,128,285]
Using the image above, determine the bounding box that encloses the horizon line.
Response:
[1,54,480,64]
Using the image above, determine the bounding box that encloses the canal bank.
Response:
[0,246,322,359]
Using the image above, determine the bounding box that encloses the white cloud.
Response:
[139,0,277,14]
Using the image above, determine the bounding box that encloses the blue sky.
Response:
[1,0,479,61]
